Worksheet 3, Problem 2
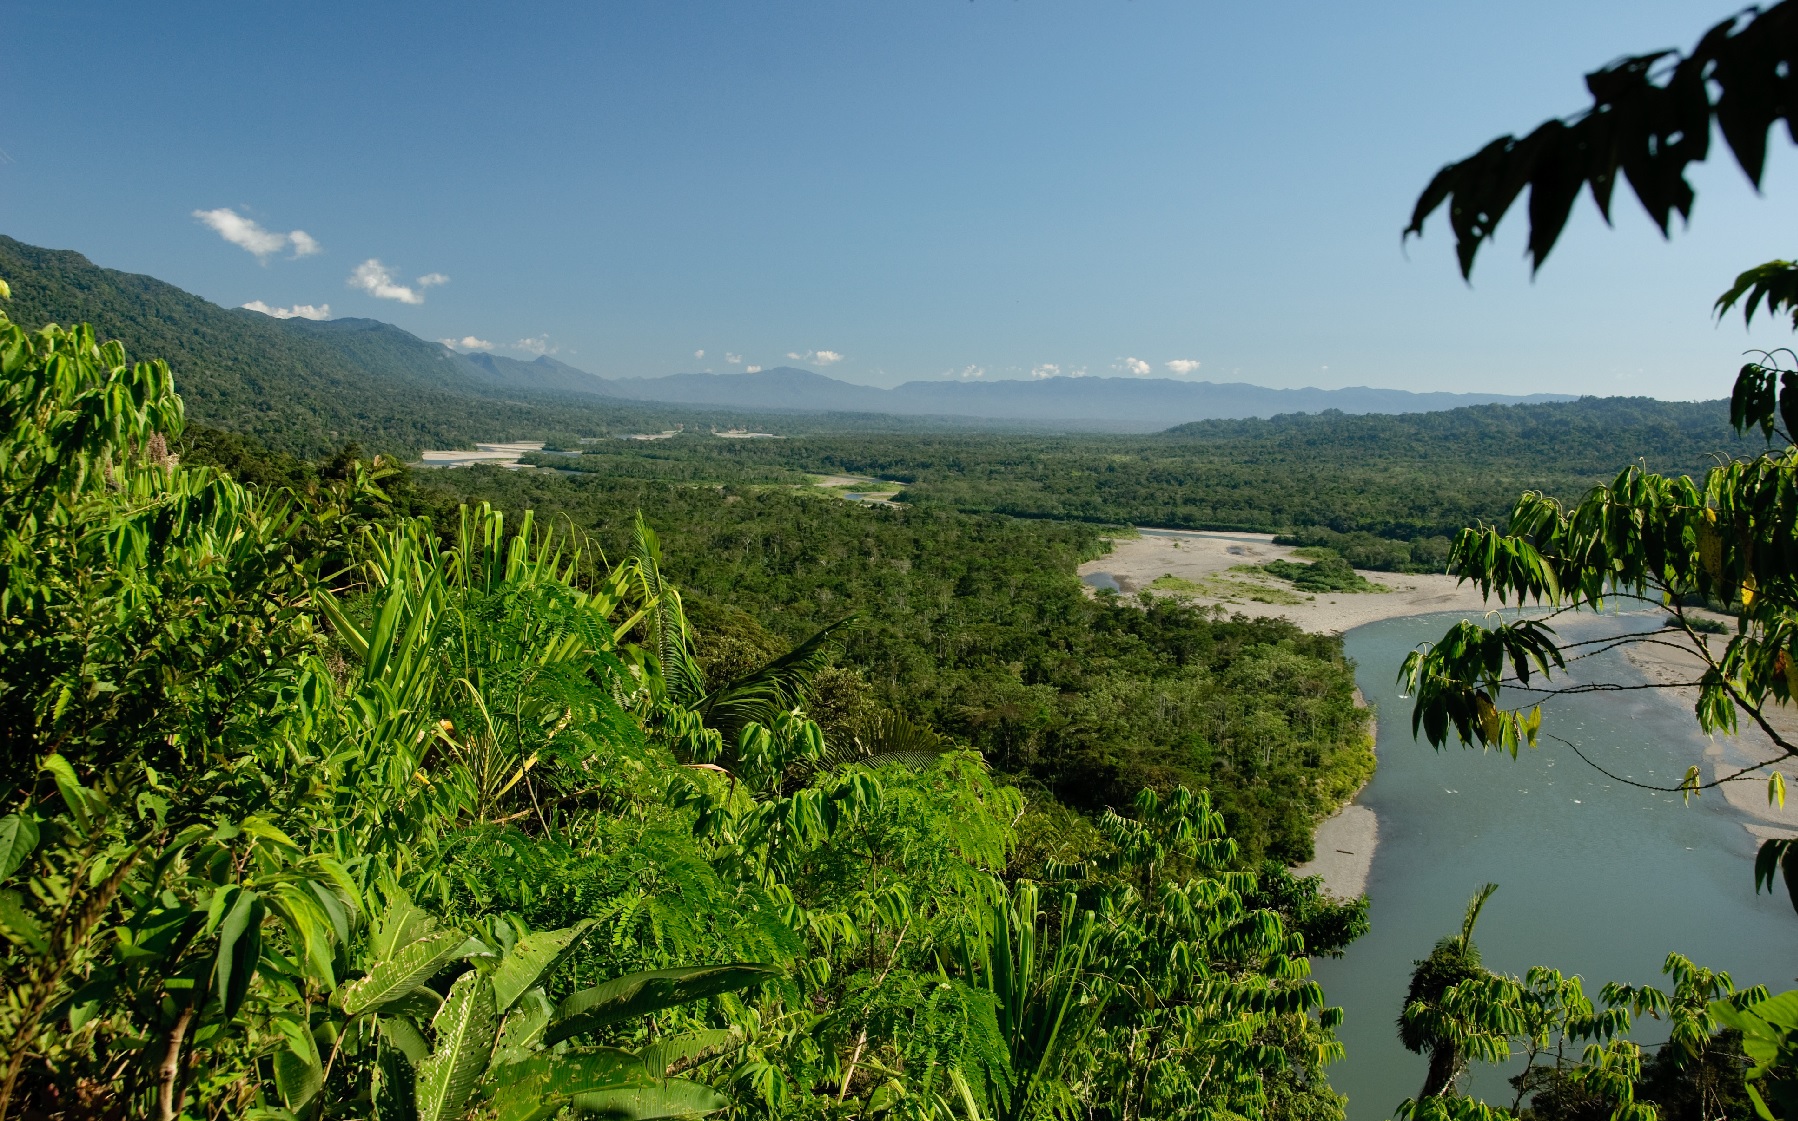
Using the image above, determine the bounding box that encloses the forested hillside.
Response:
[0,236,1005,456]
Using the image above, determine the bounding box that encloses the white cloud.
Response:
[194,207,321,261]
[242,300,331,320]
[1166,358,1202,375]
[514,335,557,356]
[416,272,450,288]
[441,336,493,351]
[1122,357,1151,376]
[694,349,705,359]
[726,352,743,364]
[955,364,986,380]
[1031,363,1060,379]
[348,259,424,304]
[786,349,845,366]
[746,365,763,373]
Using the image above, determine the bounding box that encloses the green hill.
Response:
[0,235,669,456]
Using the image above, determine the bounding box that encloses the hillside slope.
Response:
[0,236,672,456]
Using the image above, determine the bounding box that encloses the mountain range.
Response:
[1,233,1574,453]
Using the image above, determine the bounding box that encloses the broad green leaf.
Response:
[570,1079,730,1120]
[372,892,436,960]
[341,930,470,1016]
[486,1049,652,1121]
[381,1015,431,1064]
[0,815,39,882]
[376,1040,421,1121]
[548,964,777,1045]
[637,1029,742,1078]
[490,988,553,1073]
[492,920,593,1014]
[415,971,496,1121]
[272,1017,324,1110]
[382,986,445,1023]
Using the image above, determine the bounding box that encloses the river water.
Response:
[1318,610,1798,1117]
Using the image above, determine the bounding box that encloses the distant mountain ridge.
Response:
[587,365,1572,424]
[1,232,1578,449]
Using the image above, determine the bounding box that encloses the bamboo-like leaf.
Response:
[1772,772,1787,809]
[570,1079,731,1120]
[315,588,370,663]
[0,815,39,882]
[342,929,471,1016]
[547,964,778,1045]
[415,972,497,1121]
[492,920,593,1015]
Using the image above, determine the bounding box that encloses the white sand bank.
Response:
[1078,530,1491,635]
[1622,632,1798,842]
[1294,804,1380,900]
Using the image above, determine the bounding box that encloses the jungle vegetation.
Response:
[0,290,1378,1121]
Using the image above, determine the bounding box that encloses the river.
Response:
[1318,609,1798,1117]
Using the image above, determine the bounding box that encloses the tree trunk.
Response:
[157,1005,196,1121]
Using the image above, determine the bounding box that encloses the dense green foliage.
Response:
[0,296,1369,1120]
[1263,554,1384,594]
[412,467,1373,866]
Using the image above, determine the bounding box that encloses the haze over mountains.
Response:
[1,233,1575,449]
[591,366,1571,423]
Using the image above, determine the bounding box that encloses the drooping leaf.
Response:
[214,889,264,1019]
[415,971,497,1121]
[547,964,778,1045]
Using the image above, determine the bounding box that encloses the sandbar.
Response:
[1078,529,1492,635]
[1622,631,1798,842]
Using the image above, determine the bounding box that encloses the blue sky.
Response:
[5,1,1797,397]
